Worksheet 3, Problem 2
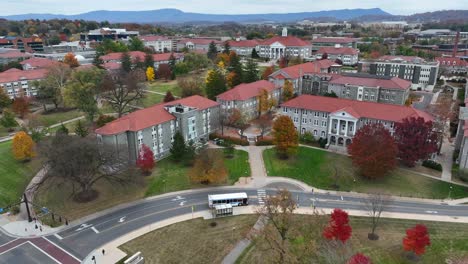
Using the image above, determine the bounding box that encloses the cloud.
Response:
[1,0,468,16]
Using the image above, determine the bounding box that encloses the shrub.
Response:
[209,133,249,146]
[256,138,274,146]
[318,138,328,148]
[422,160,443,171]
[458,169,468,182]
[10,205,20,215]
[299,132,315,144]
[96,115,116,128]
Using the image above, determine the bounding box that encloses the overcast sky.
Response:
[2,0,468,16]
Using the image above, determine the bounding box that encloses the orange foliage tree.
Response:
[261,66,274,80]
[63,52,80,68]
[273,116,298,159]
[190,149,227,184]
[282,80,294,102]
[347,123,398,179]
[12,131,35,161]
[12,96,29,119]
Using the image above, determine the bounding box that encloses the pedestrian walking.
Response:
[102,249,105,255]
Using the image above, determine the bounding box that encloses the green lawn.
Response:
[224,149,251,184]
[139,92,165,108]
[146,81,181,97]
[263,147,468,199]
[0,141,42,208]
[0,127,16,138]
[238,215,468,264]
[37,109,83,127]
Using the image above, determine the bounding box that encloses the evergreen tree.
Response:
[205,69,227,100]
[56,123,69,135]
[207,41,218,61]
[120,52,132,73]
[128,36,145,51]
[243,59,259,83]
[74,120,89,138]
[92,54,104,69]
[251,48,260,58]
[144,52,155,69]
[223,41,231,54]
[169,53,177,80]
[170,131,186,162]
[134,56,145,70]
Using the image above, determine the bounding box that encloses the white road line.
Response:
[91,226,100,234]
[53,234,63,240]
[28,241,61,264]
[42,236,82,262]
[0,238,18,248]
[0,241,29,256]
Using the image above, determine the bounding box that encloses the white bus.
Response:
[208,192,249,208]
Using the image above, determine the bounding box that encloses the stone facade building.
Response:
[257,28,312,60]
[95,95,220,164]
[281,95,432,150]
[0,68,47,98]
[311,37,357,53]
[216,80,280,120]
[315,45,359,66]
[140,35,174,53]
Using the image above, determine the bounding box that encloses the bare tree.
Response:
[101,71,145,117]
[36,64,71,110]
[219,110,230,136]
[33,134,132,202]
[428,94,455,154]
[257,114,273,138]
[365,193,392,240]
[318,240,353,264]
[178,77,204,98]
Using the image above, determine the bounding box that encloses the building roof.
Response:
[20,57,58,69]
[102,62,121,71]
[260,36,311,47]
[139,35,170,42]
[0,68,47,83]
[0,49,31,59]
[330,75,411,90]
[153,53,183,62]
[96,95,219,135]
[282,95,432,122]
[270,60,336,79]
[316,46,359,55]
[378,55,424,62]
[180,38,223,45]
[217,80,276,101]
[227,40,259,48]
[100,51,146,62]
[436,57,468,67]
[312,37,356,44]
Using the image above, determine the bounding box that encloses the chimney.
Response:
[282,27,288,37]
[453,30,460,58]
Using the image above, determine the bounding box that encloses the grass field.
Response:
[37,109,83,127]
[0,141,42,208]
[139,92,165,108]
[146,80,181,97]
[119,215,258,264]
[238,215,468,264]
[224,149,251,184]
[263,147,468,199]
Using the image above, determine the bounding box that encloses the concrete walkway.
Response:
[437,136,455,181]
[143,89,180,98]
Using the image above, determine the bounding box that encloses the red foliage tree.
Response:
[348,253,372,264]
[136,144,155,175]
[321,52,329,60]
[323,208,352,243]
[261,66,274,80]
[394,117,438,167]
[163,91,175,102]
[279,56,288,68]
[402,224,431,256]
[12,96,29,119]
[157,64,172,81]
[348,123,398,179]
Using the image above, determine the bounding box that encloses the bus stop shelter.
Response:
[212,204,233,218]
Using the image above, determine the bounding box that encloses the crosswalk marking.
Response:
[257,189,266,205]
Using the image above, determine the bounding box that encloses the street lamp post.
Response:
[448,186,453,200]
[163,179,166,193]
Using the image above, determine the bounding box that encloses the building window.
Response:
[314,120,319,126]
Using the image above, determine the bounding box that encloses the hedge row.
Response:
[209,133,249,146]
[256,139,274,146]
[422,160,443,172]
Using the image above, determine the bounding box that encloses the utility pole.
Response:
[23,193,33,223]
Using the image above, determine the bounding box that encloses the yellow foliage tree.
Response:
[146,66,155,82]
[258,88,270,115]
[273,116,298,159]
[190,149,227,184]
[282,80,294,102]
[12,131,35,161]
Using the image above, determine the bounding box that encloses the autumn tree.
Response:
[189,149,227,184]
[226,72,239,88]
[0,88,11,112]
[348,253,372,264]
[279,56,288,68]
[157,64,172,81]
[222,41,231,54]
[63,52,80,68]
[227,51,243,87]
[261,66,274,80]
[205,68,226,100]
[257,114,272,137]
[402,224,431,259]
[136,144,155,175]
[12,131,35,161]
[288,56,302,66]
[36,64,72,110]
[273,116,298,159]
[12,96,29,119]
[365,193,392,240]
[101,71,144,117]
[0,109,18,131]
[323,208,352,243]
[35,134,131,202]
[243,58,259,83]
[163,91,175,102]
[394,117,438,167]
[282,80,294,102]
[178,77,204,97]
[429,95,454,154]
[228,108,249,137]
[258,88,276,116]
[146,66,155,81]
[64,67,106,121]
[348,123,398,179]
[74,120,89,138]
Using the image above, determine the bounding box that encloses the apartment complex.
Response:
[435,57,468,75]
[328,74,411,105]
[0,48,31,65]
[311,37,357,53]
[227,40,260,57]
[315,45,359,66]
[216,80,280,119]
[0,68,47,98]
[358,56,440,91]
[177,38,223,53]
[95,95,220,163]
[140,36,174,53]
[281,95,432,149]
[80,28,139,42]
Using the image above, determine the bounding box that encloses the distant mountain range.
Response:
[0,8,391,23]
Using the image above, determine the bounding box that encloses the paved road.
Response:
[412,91,433,110]
[2,187,468,263]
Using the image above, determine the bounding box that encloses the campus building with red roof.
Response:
[257,28,312,59]
[281,94,432,149]
[315,45,359,66]
[95,95,220,163]
[100,51,184,71]
[0,68,47,98]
